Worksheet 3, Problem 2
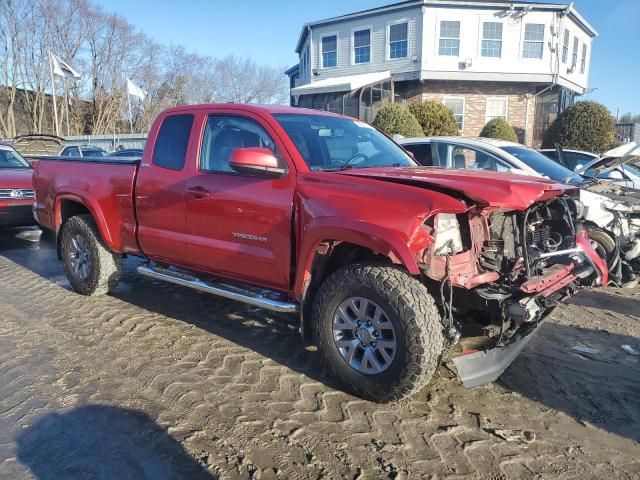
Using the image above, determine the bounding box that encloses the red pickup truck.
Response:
[33,104,607,402]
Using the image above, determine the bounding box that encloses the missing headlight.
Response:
[433,213,464,256]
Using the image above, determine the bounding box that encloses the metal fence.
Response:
[616,123,639,143]
[63,133,148,152]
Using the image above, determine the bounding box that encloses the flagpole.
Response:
[48,50,60,137]
[127,92,134,134]
[63,77,70,136]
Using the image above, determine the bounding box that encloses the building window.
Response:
[321,35,337,68]
[562,29,570,63]
[443,97,465,131]
[481,22,502,58]
[580,44,587,73]
[522,23,544,59]
[354,29,371,64]
[389,22,408,59]
[439,21,460,56]
[572,36,579,69]
[486,97,507,122]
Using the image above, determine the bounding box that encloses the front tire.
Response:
[60,214,122,295]
[312,264,445,403]
[586,226,617,270]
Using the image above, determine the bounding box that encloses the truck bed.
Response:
[33,156,141,253]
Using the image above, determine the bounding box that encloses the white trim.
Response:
[319,31,339,70]
[385,18,410,61]
[478,19,503,59]
[351,25,373,66]
[442,96,465,132]
[571,35,579,70]
[561,27,570,64]
[436,18,461,57]
[519,22,546,60]
[485,96,508,123]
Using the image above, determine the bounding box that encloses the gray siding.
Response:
[305,6,423,83]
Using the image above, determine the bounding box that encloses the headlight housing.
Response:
[433,213,464,256]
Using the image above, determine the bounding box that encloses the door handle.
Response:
[186,186,211,200]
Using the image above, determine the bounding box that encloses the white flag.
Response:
[127,78,146,100]
[51,53,81,80]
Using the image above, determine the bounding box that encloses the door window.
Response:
[199,115,282,174]
[152,114,194,170]
[403,143,434,166]
[435,143,511,172]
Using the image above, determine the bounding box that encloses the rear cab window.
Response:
[152,114,194,170]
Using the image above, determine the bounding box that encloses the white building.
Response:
[286,0,597,145]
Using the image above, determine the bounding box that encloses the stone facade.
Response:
[399,80,540,146]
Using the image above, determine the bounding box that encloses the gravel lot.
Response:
[1,227,639,479]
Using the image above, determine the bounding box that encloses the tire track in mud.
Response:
[1,250,640,479]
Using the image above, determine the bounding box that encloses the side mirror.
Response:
[229,147,286,179]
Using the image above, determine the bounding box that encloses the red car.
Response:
[32,104,607,402]
[0,144,36,229]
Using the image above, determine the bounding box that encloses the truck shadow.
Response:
[566,289,640,317]
[500,321,640,443]
[15,405,215,480]
[3,228,640,443]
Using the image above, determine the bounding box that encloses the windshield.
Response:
[274,113,416,171]
[0,148,30,169]
[500,146,583,185]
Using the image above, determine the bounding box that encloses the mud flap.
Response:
[452,326,539,388]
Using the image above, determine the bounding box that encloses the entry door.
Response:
[136,113,195,264]
[184,114,295,290]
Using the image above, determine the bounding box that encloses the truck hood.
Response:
[0,168,33,189]
[339,167,576,210]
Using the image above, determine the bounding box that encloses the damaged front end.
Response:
[420,196,607,387]
[582,184,640,285]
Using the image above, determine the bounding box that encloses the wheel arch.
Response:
[295,220,425,340]
[54,193,114,249]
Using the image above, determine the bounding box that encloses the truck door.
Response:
[135,113,195,264]
[184,112,295,291]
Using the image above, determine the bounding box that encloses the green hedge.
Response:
[408,100,459,136]
[480,118,518,142]
[371,103,423,137]
[542,101,616,153]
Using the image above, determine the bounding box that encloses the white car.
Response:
[540,143,640,190]
[399,136,640,286]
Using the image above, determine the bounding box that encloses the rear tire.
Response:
[312,263,445,403]
[60,214,122,295]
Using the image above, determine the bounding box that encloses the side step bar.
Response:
[137,263,299,314]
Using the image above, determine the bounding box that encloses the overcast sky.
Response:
[97,0,640,116]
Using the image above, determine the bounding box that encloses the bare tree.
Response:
[0,0,289,137]
[213,55,288,105]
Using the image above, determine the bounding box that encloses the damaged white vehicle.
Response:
[399,137,640,286]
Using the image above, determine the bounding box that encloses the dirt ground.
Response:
[0,227,639,480]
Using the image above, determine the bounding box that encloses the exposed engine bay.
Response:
[582,183,640,285]
[420,196,605,355]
